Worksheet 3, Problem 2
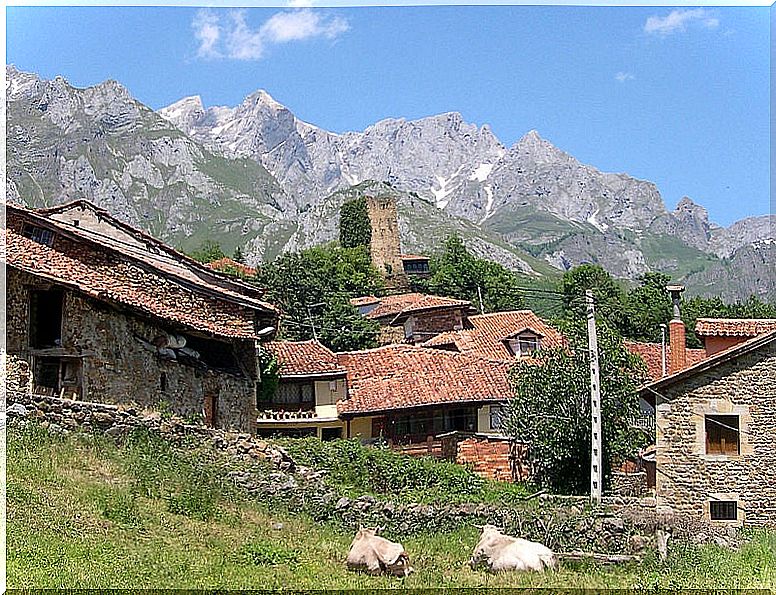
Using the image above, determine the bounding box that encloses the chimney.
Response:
[666,285,686,374]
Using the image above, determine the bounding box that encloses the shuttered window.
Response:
[705,415,740,455]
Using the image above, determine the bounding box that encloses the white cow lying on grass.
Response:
[346,527,414,577]
[470,524,558,573]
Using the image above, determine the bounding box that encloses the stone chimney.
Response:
[666,285,686,374]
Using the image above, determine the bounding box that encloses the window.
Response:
[518,336,539,355]
[29,289,64,349]
[710,500,738,521]
[321,427,342,441]
[275,382,314,406]
[489,404,506,431]
[506,334,540,357]
[705,415,740,455]
[23,224,55,246]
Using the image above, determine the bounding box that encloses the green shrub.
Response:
[278,438,527,503]
[238,539,298,566]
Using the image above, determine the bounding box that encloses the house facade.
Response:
[336,344,513,442]
[641,330,776,527]
[4,201,277,432]
[695,318,776,356]
[256,340,350,440]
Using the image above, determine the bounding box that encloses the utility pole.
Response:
[586,290,603,505]
[477,285,485,315]
[660,323,667,377]
[305,302,325,342]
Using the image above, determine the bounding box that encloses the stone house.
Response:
[256,340,349,440]
[3,200,277,432]
[351,292,473,345]
[422,310,566,362]
[640,329,776,527]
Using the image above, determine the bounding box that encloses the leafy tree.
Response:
[255,245,383,351]
[232,246,246,264]
[339,197,372,249]
[623,272,673,342]
[561,264,628,332]
[189,240,226,264]
[421,235,525,312]
[256,349,280,405]
[503,319,648,494]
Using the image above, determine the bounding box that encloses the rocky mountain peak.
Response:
[159,95,206,130]
[246,89,287,112]
[512,129,567,165]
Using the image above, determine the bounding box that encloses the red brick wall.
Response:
[455,437,530,483]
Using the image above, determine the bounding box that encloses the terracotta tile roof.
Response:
[336,345,512,416]
[206,257,257,278]
[36,200,273,310]
[350,295,381,307]
[423,310,565,362]
[352,292,471,321]
[4,206,275,339]
[640,329,776,397]
[624,341,707,382]
[695,318,776,338]
[263,340,345,377]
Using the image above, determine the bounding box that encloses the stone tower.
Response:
[365,195,407,288]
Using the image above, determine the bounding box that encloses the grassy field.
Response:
[7,423,776,590]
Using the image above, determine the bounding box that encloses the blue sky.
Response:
[6,4,771,226]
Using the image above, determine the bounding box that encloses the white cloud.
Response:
[192,8,349,61]
[644,9,719,36]
[226,11,265,60]
[615,72,635,83]
[193,10,222,59]
[261,9,349,44]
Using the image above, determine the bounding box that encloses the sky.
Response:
[6,4,772,226]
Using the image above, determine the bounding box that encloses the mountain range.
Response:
[6,66,774,301]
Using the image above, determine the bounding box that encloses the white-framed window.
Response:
[506,333,540,357]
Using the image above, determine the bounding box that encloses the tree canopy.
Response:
[502,319,648,494]
[415,235,525,313]
[189,239,226,264]
[255,245,384,352]
[339,197,372,249]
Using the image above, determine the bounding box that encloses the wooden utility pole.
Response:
[586,290,603,505]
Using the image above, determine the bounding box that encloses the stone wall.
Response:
[6,392,745,553]
[655,340,776,527]
[6,267,258,433]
